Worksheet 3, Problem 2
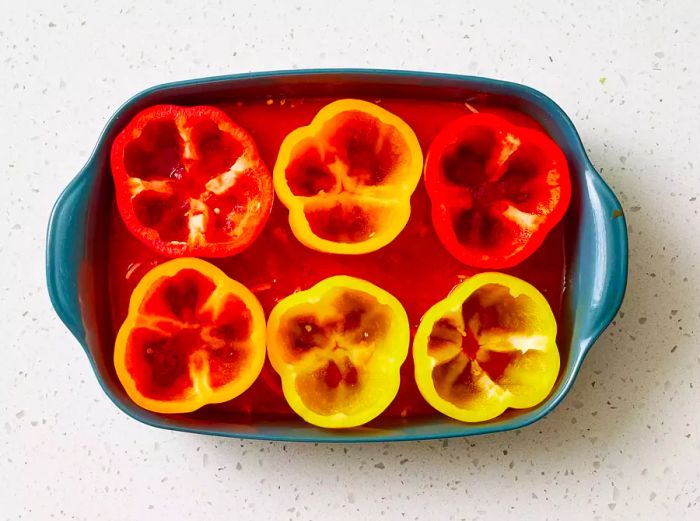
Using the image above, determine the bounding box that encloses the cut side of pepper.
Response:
[424,113,571,268]
[114,258,266,413]
[110,104,273,258]
[273,99,423,254]
[267,276,410,428]
[413,273,560,422]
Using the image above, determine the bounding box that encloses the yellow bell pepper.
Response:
[273,99,423,254]
[413,272,560,422]
[114,258,267,414]
[267,275,410,428]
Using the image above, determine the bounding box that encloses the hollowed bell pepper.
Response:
[413,272,560,422]
[273,99,423,254]
[267,276,409,428]
[114,258,266,413]
[110,104,273,258]
[424,113,571,268]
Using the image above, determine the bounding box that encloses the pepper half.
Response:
[413,273,560,422]
[267,276,409,428]
[110,104,273,258]
[424,112,571,268]
[273,99,423,254]
[114,258,266,413]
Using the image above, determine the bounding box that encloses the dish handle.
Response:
[578,165,629,348]
[46,160,95,351]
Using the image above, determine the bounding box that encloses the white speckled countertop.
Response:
[2,1,699,519]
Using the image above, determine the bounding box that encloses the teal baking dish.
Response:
[46,69,627,442]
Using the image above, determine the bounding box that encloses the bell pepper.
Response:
[266,275,409,428]
[413,272,560,422]
[273,99,423,254]
[114,257,266,413]
[424,112,571,268]
[110,104,273,258]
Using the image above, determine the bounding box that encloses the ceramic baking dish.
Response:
[46,69,628,442]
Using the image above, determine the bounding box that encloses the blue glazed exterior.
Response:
[46,69,628,442]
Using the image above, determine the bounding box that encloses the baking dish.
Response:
[46,69,627,442]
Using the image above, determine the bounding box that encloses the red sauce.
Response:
[107,97,566,423]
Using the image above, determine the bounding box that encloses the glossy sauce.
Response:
[107,97,566,422]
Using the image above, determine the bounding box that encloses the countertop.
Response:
[2,1,699,519]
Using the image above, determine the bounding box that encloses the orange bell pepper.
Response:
[114,258,266,413]
[266,276,409,428]
[413,272,560,422]
[273,99,423,254]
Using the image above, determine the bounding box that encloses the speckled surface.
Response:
[2,1,699,519]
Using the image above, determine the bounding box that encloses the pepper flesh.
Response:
[413,272,560,422]
[267,276,410,428]
[424,112,571,268]
[110,104,273,258]
[273,99,423,254]
[114,258,266,413]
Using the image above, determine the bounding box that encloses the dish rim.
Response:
[46,68,628,442]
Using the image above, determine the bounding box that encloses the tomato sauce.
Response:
[107,97,566,423]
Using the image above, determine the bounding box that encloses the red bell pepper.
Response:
[110,104,273,258]
[424,113,571,268]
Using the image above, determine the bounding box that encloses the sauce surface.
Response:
[107,97,567,422]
